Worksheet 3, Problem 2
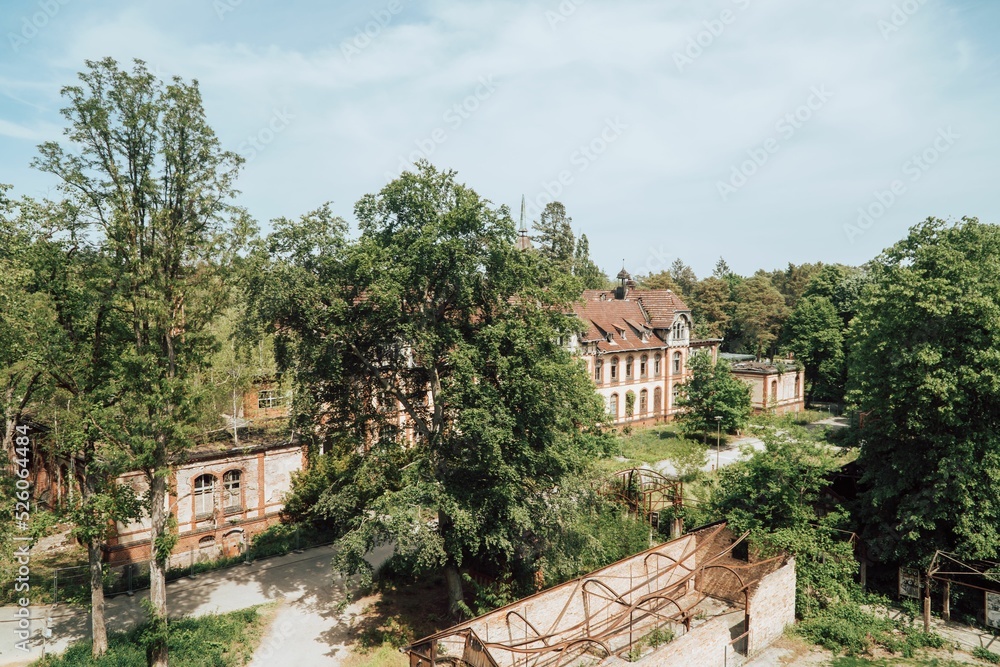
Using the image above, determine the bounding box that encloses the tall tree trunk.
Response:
[444,562,465,619]
[147,463,169,667]
[83,464,109,658]
[88,540,108,657]
[438,509,465,618]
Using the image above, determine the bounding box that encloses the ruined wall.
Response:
[450,533,701,667]
[746,556,796,656]
[640,610,743,667]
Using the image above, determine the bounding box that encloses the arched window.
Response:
[770,380,778,402]
[672,351,682,374]
[194,474,215,518]
[198,535,216,549]
[672,383,682,404]
[224,470,242,512]
[653,387,662,414]
[654,354,661,376]
[625,391,635,418]
[610,357,619,382]
[672,317,689,341]
[639,389,648,414]
[794,374,800,398]
[640,355,648,377]
[609,394,619,418]
[625,356,634,379]
[594,359,603,382]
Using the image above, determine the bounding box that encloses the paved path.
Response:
[0,543,392,666]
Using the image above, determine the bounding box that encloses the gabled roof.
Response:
[572,288,691,353]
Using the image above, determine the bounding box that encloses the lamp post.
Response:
[714,415,723,470]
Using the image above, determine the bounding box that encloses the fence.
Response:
[47,523,335,604]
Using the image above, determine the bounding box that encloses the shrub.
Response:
[974,646,1000,664]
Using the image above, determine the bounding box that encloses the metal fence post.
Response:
[52,570,58,604]
[127,563,134,596]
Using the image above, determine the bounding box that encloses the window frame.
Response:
[223,470,242,514]
[193,474,216,519]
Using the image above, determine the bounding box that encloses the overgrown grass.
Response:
[341,642,408,667]
[973,646,1000,663]
[797,602,944,658]
[32,604,273,666]
[613,424,708,474]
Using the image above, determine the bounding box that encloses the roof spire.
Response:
[516,195,532,251]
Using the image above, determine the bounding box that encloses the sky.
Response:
[1,0,998,278]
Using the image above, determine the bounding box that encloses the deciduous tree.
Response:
[849,217,1000,564]
[782,295,845,401]
[33,58,244,665]
[675,353,751,439]
[247,163,612,617]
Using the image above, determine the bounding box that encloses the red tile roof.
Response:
[572,288,690,353]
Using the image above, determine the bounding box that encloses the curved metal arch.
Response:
[550,637,612,667]
[504,610,549,647]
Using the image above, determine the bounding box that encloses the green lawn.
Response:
[614,423,709,468]
[33,604,274,666]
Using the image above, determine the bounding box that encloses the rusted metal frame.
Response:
[505,610,549,647]
[406,524,770,667]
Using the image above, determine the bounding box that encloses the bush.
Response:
[797,602,944,657]
[974,646,1000,664]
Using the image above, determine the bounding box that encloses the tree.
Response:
[849,217,1000,564]
[709,428,857,616]
[803,264,867,329]
[782,295,845,401]
[765,262,825,310]
[712,257,733,280]
[533,201,576,266]
[675,353,751,438]
[573,234,609,289]
[689,276,732,339]
[247,163,612,617]
[668,258,697,298]
[731,275,788,358]
[0,192,50,465]
[33,58,244,665]
[639,270,682,293]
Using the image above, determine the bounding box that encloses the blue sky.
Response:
[2,0,998,278]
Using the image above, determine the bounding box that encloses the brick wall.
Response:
[641,610,744,667]
[747,557,796,656]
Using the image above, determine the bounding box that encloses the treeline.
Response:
[637,259,865,402]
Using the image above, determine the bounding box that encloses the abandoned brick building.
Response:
[570,268,721,426]
[34,381,304,566]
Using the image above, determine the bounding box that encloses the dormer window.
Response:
[606,332,613,343]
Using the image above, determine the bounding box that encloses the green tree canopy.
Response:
[849,217,1000,564]
[730,274,788,358]
[33,57,246,665]
[675,353,752,437]
[782,295,845,401]
[247,163,612,616]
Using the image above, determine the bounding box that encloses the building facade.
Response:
[729,360,805,414]
[571,270,720,427]
[34,382,305,566]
